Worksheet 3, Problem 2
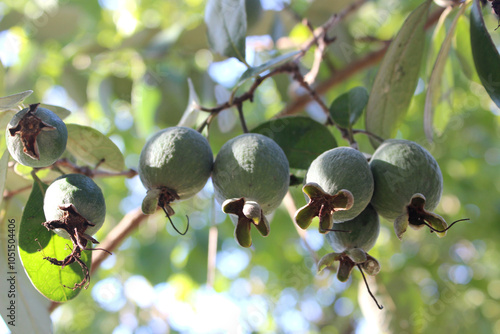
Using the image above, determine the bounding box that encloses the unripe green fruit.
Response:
[370,139,443,221]
[43,173,106,239]
[326,205,380,254]
[6,104,67,168]
[138,126,213,214]
[212,133,290,247]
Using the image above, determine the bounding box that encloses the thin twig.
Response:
[2,185,32,200]
[237,103,249,133]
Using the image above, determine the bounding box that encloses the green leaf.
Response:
[0,91,33,112]
[65,124,125,172]
[236,51,300,87]
[0,60,4,96]
[205,0,247,62]
[365,0,431,147]
[329,86,369,128]
[40,103,72,120]
[0,150,9,208]
[18,181,91,302]
[251,116,337,170]
[425,3,469,142]
[177,78,201,128]
[132,78,161,137]
[470,0,500,108]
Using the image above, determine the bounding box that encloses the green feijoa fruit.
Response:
[369,139,451,239]
[295,147,374,232]
[326,205,380,254]
[43,173,106,240]
[138,126,213,215]
[6,103,68,168]
[212,133,290,247]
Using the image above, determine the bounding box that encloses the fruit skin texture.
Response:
[326,205,380,254]
[212,133,290,215]
[43,173,106,239]
[6,105,67,168]
[369,139,443,221]
[305,147,374,223]
[138,126,213,200]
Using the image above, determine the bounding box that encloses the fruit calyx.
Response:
[42,203,111,290]
[222,198,270,248]
[318,249,382,309]
[394,193,468,240]
[142,186,189,235]
[294,182,354,233]
[8,103,56,161]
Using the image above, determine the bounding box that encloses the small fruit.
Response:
[369,139,448,239]
[318,205,383,309]
[6,103,68,168]
[42,173,107,289]
[295,147,374,233]
[138,127,213,231]
[212,133,289,247]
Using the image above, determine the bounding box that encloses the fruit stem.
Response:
[162,206,189,235]
[236,103,249,134]
[423,218,469,233]
[357,264,383,310]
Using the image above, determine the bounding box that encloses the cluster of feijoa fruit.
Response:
[293,139,465,309]
[138,127,289,248]
[6,104,108,289]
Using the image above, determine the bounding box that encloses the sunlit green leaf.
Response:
[18,181,91,302]
[40,104,72,120]
[470,0,500,108]
[205,0,247,62]
[65,124,125,172]
[251,116,337,170]
[0,91,33,112]
[365,0,431,147]
[425,3,469,143]
[132,78,161,137]
[329,86,369,128]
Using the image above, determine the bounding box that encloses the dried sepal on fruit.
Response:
[6,103,68,168]
[212,133,289,247]
[42,174,109,289]
[318,205,383,309]
[138,126,213,235]
[295,147,374,233]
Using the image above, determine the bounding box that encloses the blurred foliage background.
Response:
[1,0,500,333]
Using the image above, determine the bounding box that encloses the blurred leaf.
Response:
[251,116,337,170]
[215,85,237,133]
[236,51,300,88]
[132,77,161,137]
[40,104,72,120]
[0,59,4,96]
[454,14,475,80]
[425,3,469,142]
[0,110,15,152]
[18,181,91,302]
[0,91,33,112]
[177,78,201,128]
[66,124,125,172]
[470,0,500,108]
[0,150,9,207]
[365,0,431,147]
[205,0,247,62]
[329,86,369,128]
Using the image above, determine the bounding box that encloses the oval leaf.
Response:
[365,0,431,147]
[18,181,92,302]
[205,0,247,61]
[470,0,500,108]
[329,86,369,128]
[251,116,337,170]
[66,124,125,172]
[425,2,469,142]
[40,103,72,120]
[0,90,33,112]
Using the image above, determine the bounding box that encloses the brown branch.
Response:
[277,6,446,118]
[53,158,138,179]
[3,185,32,200]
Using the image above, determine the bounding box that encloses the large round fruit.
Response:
[138,126,213,206]
[369,139,443,221]
[6,104,67,168]
[212,133,289,214]
[43,173,106,239]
